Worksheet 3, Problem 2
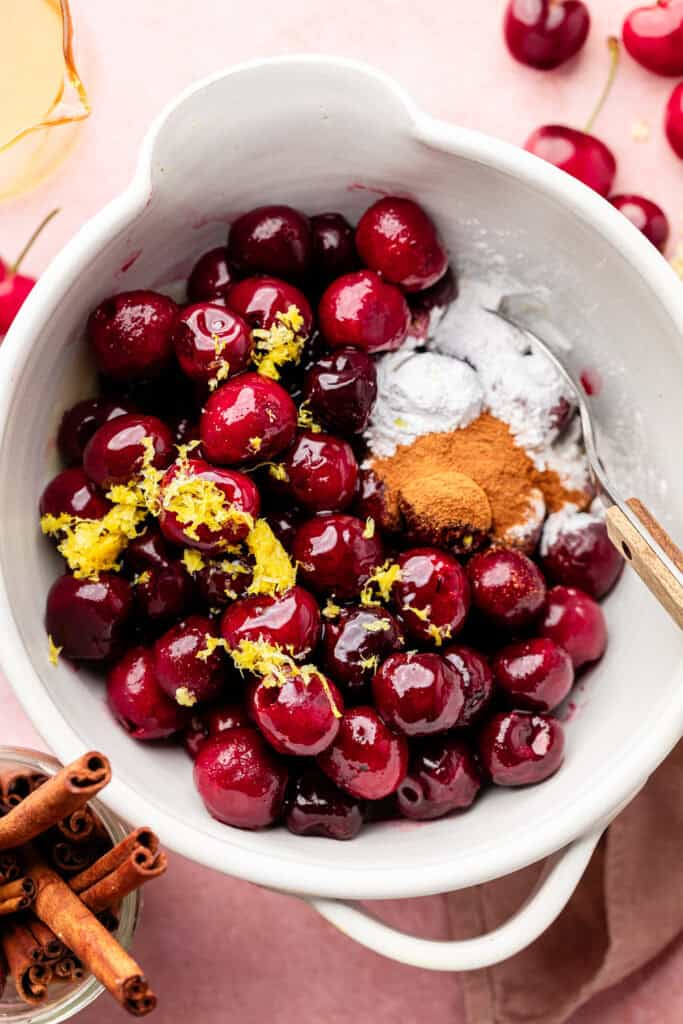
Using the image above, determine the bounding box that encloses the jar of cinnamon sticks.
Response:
[0,746,158,1023]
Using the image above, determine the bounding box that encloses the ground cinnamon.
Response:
[370,412,590,547]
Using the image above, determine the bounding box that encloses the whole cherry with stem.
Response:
[524,37,620,196]
[0,209,59,335]
[504,0,591,71]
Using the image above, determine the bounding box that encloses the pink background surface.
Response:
[2,1,682,1021]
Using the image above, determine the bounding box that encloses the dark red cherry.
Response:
[540,509,624,598]
[250,671,343,756]
[397,736,481,820]
[87,290,178,380]
[355,197,448,292]
[393,548,470,645]
[158,458,260,553]
[321,606,404,697]
[134,562,191,624]
[442,645,495,727]
[504,0,591,70]
[408,266,458,339]
[493,638,574,712]
[303,348,378,435]
[281,432,358,513]
[108,646,189,740]
[525,126,616,196]
[539,585,607,669]
[46,572,132,662]
[194,729,288,828]
[194,555,253,608]
[57,397,136,465]
[467,547,546,629]
[318,270,410,354]
[317,706,408,800]
[153,615,225,707]
[125,526,173,572]
[172,416,203,451]
[172,303,252,383]
[228,205,311,280]
[665,82,683,157]
[264,508,302,552]
[225,275,313,333]
[623,1,683,76]
[83,413,174,489]
[183,713,211,759]
[200,372,297,465]
[352,468,399,534]
[292,514,384,599]
[610,194,670,251]
[221,587,321,659]
[187,247,235,304]
[479,710,565,786]
[40,468,110,521]
[372,652,465,736]
[309,213,358,286]
[285,769,363,840]
[182,702,250,759]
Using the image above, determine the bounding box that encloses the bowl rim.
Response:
[1,55,683,901]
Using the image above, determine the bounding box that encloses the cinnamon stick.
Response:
[1,918,52,1004]
[1,771,47,810]
[0,878,35,915]
[26,916,64,963]
[0,753,111,851]
[79,850,167,914]
[58,805,107,845]
[0,854,20,885]
[54,954,84,981]
[26,848,156,1016]
[52,840,97,875]
[70,829,158,894]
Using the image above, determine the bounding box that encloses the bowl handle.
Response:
[307,826,603,971]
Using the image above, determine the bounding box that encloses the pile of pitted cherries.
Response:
[40,197,617,840]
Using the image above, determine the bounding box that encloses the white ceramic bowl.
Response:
[1,58,682,971]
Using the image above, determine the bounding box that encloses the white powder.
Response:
[366,350,484,458]
[540,504,604,557]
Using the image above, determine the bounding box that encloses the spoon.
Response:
[485,304,683,630]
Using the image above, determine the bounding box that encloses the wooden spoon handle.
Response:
[605,498,683,630]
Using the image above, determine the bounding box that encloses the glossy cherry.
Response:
[40,468,110,521]
[87,290,178,380]
[172,303,252,383]
[225,275,313,333]
[479,711,565,786]
[193,729,288,828]
[373,652,465,736]
[221,587,321,659]
[352,468,399,534]
[317,706,408,800]
[665,82,683,157]
[303,347,378,435]
[187,247,235,304]
[83,413,174,489]
[397,737,481,820]
[393,548,470,645]
[493,638,574,712]
[610,195,670,251]
[264,508,302,552]
[153,615,225,707]
[623,1,683,76]
[540,509,624,598]
[281,431,358,513]
[125,525,174,571]
[200,372,297,465]
[57,397,136,465]
[0,209,59,335]
[158,458,260,553]
[227,205,311,280]
[134,562,191,624]
[355,197,448,292]
[443,644,495,727]
[250,670,343,756]
[539,585,607,669]
[318,270,410,354]
[194,555,253,608]
[504,0,590,70]
[182,702,251,759]
[322,606,404,697]
[292,514,384,599]
[309,213,358,286]
[467,547,546,629]
[108,645,189,739]
[46,572,132,662]
[285,769,363,840]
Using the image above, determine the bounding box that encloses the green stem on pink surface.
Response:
[9,208,60,275]
[584,37,620,135]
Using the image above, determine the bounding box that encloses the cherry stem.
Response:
[584,37,620,134]
[9,208,60,275]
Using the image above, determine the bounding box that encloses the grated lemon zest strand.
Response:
[48,635,62,667]
[246,519,296,597]
[251,305,307,380]
[360,561,402,608]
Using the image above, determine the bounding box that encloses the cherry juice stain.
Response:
[580,366,603,397]
[119,249,142,274]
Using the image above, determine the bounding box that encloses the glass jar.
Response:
[0,0,90,201]
[0,747,140,1023]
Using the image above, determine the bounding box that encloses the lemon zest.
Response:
[360,561,402,608]
[297,400,322,434]
[394,416,408,428]
[251,305,306,380]
[363,517,375,539]
[427,623,452,647]
[41,505,146,580]
[160,462,253,543]
[182,549,206,575]
[228,638,342,718]
[133,570,151,586]
[322,599,342,620]
[360,654,380,673]
[208,360,231,392]
[106,435,165,515]
[48,635,62,667]
[362,618,391,633]
[249,436,263,453]
[404,602,431,623]
[268,462,289,483]
[196,635,230,662]
[175,687,198,707]
[246,519,296,597]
